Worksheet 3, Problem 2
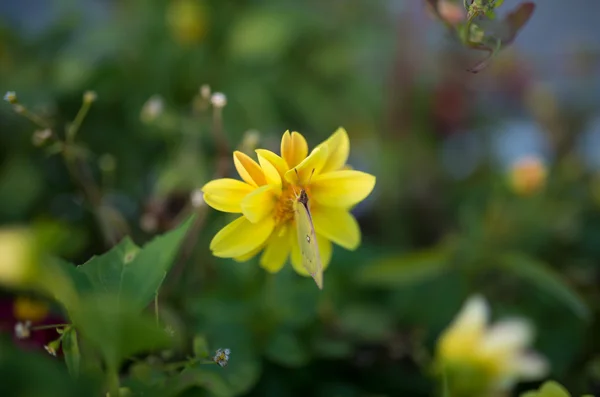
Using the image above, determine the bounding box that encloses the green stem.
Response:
[107,366,120,397]
[19,108,52,130]
[163,358,215,371]
[66,99,92,143]
[31,323,70,331]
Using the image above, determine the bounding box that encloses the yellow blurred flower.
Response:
[509,156,547,196]
[436,295,548,396]
[166,0,208,46]
[202,128,376,276]
[0,228,40,288]
[13,296,49,322]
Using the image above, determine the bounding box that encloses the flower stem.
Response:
[107,366,120,397]
[31,323,70,331]
[66,98,92,144]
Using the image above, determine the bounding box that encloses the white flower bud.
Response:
[210,92,227,108]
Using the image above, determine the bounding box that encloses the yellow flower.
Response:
[436,295,548,396]
[509,156,547,196]
[13,296,49,322]
[166,0,208,46]
[0,227,40,288]
[202,128,376,276]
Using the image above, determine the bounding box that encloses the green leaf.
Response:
[192,335,210,358]
[62,327,81,378]
[120,215,193,310]
[355,247,451,288]
[499,253,590,321]
[538,381,571,397]
[163,369,233,397]
[493,0,505,9]
[75,215,194,311]
[70,294,173,369]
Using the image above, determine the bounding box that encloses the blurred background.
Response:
[1,0,600,396]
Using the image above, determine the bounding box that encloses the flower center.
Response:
[273,183,311,226]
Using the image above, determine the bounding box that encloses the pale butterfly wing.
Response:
[294,193,323,290]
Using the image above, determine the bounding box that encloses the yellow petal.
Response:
[233,243,265,262]
[284,145,329,185]
[311,206,360,250]
[438,295,489,359]
[281,130,308,168]
[201,178,255,213]
[260,224,291,273]
[241,185,277,224]
[255,149,289,179]
[310,170,375,208]
[210,216,274,258]
[314,127,350,173]
[233,151,266,187]
[290,230,332,276]
[256,151,282,189]
[316,234,332,271]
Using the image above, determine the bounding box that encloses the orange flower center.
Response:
[273,182,312,226]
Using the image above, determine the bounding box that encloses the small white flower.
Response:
[200,84,211,99]
[210,92,227,108]
[140,95,164,123]
[14,320,31,339]
[213,348,230,367]
[190,189,205,208]
[4,91,17,104]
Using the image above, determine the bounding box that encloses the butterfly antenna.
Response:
[308,168,315,184]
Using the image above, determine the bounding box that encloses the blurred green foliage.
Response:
[1,0,600,396]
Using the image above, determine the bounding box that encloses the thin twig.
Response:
[31,323,70,331]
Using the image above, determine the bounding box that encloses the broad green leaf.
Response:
[493,0,505,9]
[75,215,194,311]
[123,215,193,310]
[45,257,93,314]
[500,253,590,320]
[355,247,451,288]
[62,327,81,378]
[77,237,140,294]
[0,338,98,396]
[161,369,233,397]
[520,381,572,397]
[70,294,173,369]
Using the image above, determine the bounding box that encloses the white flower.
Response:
[437,295,548,392]
[4,91,17,104]
[190,189,205,208]
[14,320,32,339]
[210,92,227,108]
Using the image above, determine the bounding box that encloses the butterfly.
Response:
[292,168,323,290]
